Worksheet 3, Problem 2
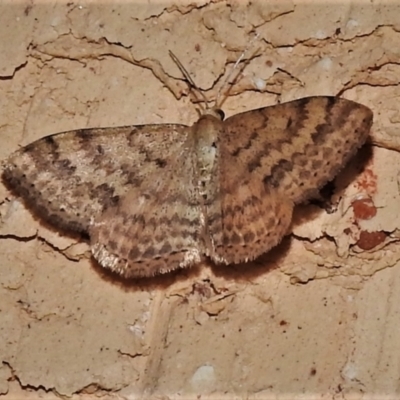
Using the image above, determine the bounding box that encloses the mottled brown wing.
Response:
[89,137,207,278]
[204,96,372,264]
[206,167,294,265]
[222,96,373,204]
[3,124,190,233]
[196,113,294,266]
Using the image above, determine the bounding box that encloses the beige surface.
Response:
[1,1,400,399]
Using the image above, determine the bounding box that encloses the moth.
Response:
[2,56,373,278]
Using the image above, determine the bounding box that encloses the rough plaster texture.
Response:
[1,1,400,399]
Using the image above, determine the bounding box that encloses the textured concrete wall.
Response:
[0,1,399,399]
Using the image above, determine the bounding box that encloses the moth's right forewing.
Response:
[3,124,189,233]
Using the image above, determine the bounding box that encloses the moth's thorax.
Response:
[192,113,223,202]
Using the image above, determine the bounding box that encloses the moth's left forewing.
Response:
[290,97,373,203]
[223,96,373,204]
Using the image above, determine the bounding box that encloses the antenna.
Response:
[169,50,209,112]
[169,32,260,113]
[214,32,261,109]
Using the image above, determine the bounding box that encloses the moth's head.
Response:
[202,108,225,121]
[169,51,228,122]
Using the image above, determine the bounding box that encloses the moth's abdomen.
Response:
[193,114,222,204]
